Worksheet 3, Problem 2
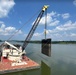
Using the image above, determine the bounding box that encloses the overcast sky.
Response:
[0,0,76,41]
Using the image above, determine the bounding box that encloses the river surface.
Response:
[0,42,76,75]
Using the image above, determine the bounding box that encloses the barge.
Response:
[0,5,49,74]
[0,41,39,74]
[0,56,39,74]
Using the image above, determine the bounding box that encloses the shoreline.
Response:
[0,40,76,44]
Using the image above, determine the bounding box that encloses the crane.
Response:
[22,5,49,51]
[0,5,49,62]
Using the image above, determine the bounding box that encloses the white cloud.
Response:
[53,33,62,37]
[32,11,76,40]
[16,30,22,34]
[45,20,76,38]
[55,20,76,31]
[49,20,60,26]
[32,12,71,27]
[1,24,5,29]
[73,0,76,6]
[33,33,41,37]
[39,11,60,26]
[62,13,70,19]
[0,21,22,36]
[5,26,16,33]
[70,33,76,37]
[33,29,49,37]
[48,11,56,17]
[35,20,76,41]
[39,13,52,25]
[0,0,15,18]
[33,31,44,37]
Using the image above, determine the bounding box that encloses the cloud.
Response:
[46,20,76,40]
[0,21,22,36]
[49,20,60,26]
[62,13,70,19]
[32,20,76,41]
[73,0,76,6]
[16,30,22,34]
[55,20,76,31]
[32,11,76,40]
[70,33,76,37]
[0,0,15,18]
[5,27,16,32]
[32,11,71,27]
[33,32,41,37]
[39,11,60,26]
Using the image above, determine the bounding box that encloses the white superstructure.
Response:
[1,41,25,61]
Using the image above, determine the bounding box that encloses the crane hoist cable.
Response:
[44,8,47,39]
[22,5,49,51]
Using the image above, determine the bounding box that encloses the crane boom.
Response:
[22,5,49,51]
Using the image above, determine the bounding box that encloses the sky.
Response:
[0,0,76,41]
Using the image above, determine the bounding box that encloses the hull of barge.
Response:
[0,56,40,74]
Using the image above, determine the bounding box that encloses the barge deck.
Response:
[0,56,40,74]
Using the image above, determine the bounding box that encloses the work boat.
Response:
[0,5,49,74]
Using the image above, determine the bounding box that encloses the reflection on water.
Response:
[1,69,40,75]
[41,61,51,75]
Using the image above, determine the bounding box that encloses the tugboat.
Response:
[0,5,49,74]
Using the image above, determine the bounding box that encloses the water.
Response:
[0,42,76,75]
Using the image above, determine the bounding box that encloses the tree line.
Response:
[0,40,76,44]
